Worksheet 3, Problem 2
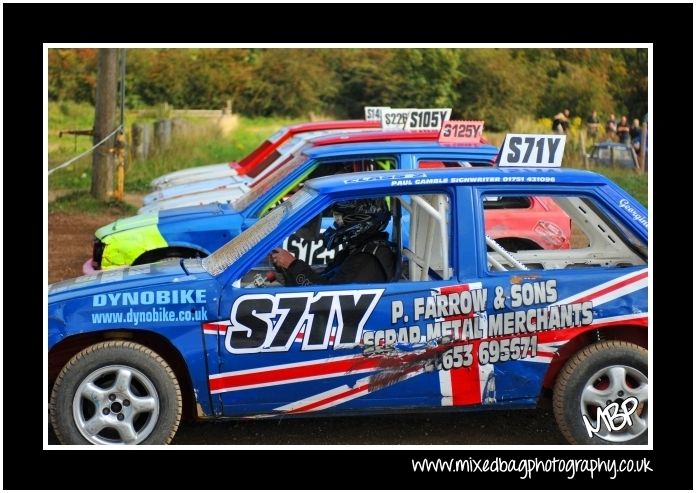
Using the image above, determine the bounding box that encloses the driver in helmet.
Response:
[270,198,396,286]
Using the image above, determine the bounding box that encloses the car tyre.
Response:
[50,341,182,445]
[553,340,647,444]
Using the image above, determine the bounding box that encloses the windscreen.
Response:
[203,188,316,276]
[230,152,309,212]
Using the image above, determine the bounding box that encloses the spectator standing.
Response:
[629,118,642,152]
[617,115,630,144]
[552,109,570,134]
[561,109,571,133]
[605,113,617,141]
[586,110,600,144]
[642,112,648,157]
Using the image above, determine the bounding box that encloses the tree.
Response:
[387,49,460,109]
[543,64,615,120]
[241,49,338,117]
[91,49,118,200]
[48,48,97,102]
[455,49,544,130]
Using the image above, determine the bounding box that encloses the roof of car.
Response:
[304,166,609,196]
[287,119,381,133]
[308,130,439,146]
[303,140,499,159]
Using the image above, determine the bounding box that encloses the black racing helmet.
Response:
[322,198,390,250]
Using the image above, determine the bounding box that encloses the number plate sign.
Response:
[498,134,566,167]
[438,120,485,144]
[364,106,390,121]
[381,108,452,131]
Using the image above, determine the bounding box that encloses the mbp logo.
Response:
[582,396,639,439]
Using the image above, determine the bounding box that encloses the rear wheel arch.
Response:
[542,324,648,390]
[552,340,647,444]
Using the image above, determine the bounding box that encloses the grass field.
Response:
[48,101,302,195]
[48,102,648,210]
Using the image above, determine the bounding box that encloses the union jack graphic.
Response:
[206,269,647,415]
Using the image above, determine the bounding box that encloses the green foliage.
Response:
[127,48,255,110]
[583,166,648,207]
[48,49,98,102]
[544,64,615,119]
[48,48,648,209]
[455,49,545,130]
[329,49,396,118]
[48,101,97,189]
[607,49,648,118]
[385,49,460,108]
[239,49,338,117]
[49,48,648,126]
[48,103,301,192]
[48,101,96,162]
[125,116,299,188]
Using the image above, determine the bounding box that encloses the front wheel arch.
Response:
[50,330,198,423]
[50,340,183,444]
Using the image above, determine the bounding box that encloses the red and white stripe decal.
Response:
[274,369,425,414]
[293,327,336,345]
[274,377,371,413]
[209,354,383,394]
[552,268,647,308]
[208,273,646,400]
[522,270,648,361]
[204,322,339,344]
[589,312,648,327]
[535,312,648,346]
[203,321,230,336]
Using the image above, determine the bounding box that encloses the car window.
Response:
[238,191,453,287]
[231,153,309,212]
[480,194,647,272]
[482,196,531,209]
[257,158,397,218]
[397,193,453,281]
[417,159,491,168]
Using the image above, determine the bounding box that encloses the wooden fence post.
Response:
[171,118,191,138]
[154,119,172,151]
[131,122,152,160]
[91,48,118,200]
[217,101,239,136]
[579,130,587,168]
[639,122,647,173]
[113,132,127,200]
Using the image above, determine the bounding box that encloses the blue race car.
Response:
[50,152,648,445]
[85,142,498,272]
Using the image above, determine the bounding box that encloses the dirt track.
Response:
[48,212,124,283]
[47,211,565,445]
[49,406,565,445]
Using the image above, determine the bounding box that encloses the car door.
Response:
[209,188,478,418]
[471,186,648,406]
